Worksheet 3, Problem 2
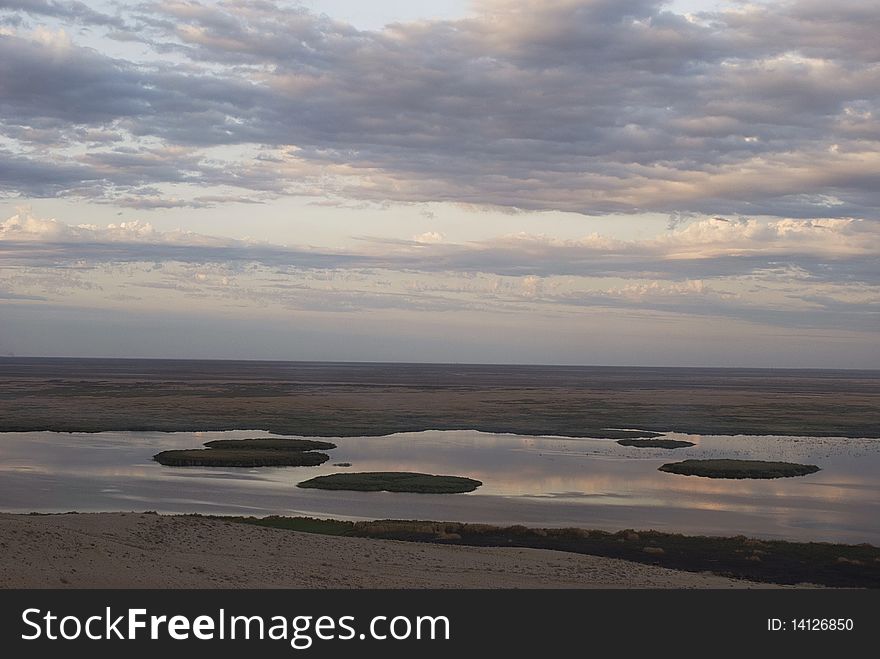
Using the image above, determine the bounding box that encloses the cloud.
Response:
[2,209,877,286]
[0,208,377,269]
[0,1,876,217]
[413,231,444,244]
[0,0,125,29]
[0,209,232,244]
[1,210,875,335]
[0,288,44,300]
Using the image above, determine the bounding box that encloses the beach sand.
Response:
[0,513,783,589]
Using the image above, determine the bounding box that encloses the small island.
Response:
[297,472,483,494]
[203,438,336,451]
[658,459,820,479]
[154,437,336,467]
[617,438,695,449]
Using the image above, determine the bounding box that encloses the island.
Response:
[297,472,482,494]
[658,459,820,479]
[154,437,336,467]
[617,438,695,449]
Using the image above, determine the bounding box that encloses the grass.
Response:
[297,472,483,494]
[203,438,337,451]
[154,449,330,467]
[220,515,880,588]
[234,515,354,536]
[154,437,335,467]
[617,438,695,449]
[658,459,821,479]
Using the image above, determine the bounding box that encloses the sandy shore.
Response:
[0,513,782,588]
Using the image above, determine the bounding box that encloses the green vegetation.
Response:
[586,429,663,440]
[154,437,335,467]
[220,515,880,588]
[203,438,336,451]
[297,472,482,494]
[617,438,695,449]
[234,515,354,536]
[154,449,330,467]
[658,459,820,479]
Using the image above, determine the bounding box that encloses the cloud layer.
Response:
[2,210,877,336]
[3,210,877,282]
[0,0,878,216]
[0,209,880,278]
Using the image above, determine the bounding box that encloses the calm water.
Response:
[0,429,878,544]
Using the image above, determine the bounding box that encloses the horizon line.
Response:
[1,355,878,373]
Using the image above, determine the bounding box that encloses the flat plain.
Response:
[1,358,877,438]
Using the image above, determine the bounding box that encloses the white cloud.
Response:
[0,207,238,246]
[413,231,444,244]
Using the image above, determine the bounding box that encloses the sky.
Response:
[0,0,877,367]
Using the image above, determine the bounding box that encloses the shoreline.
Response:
[0,512,799,589]
[4,512,879,588]
[229,515,879,588]
[1,425,877,440]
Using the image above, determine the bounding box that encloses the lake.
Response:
[0,429,877,544]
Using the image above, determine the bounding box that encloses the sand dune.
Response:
[0,513,782,589]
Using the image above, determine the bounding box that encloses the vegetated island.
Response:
[154,437,336,467]
[617,438,695,449]
[203,439,336,451]
[658,459,820,479]
[298,472,482,494]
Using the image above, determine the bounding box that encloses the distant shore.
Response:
[0,512,793,589]
[1,358,877,438]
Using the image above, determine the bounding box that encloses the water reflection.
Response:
[0,429,877,545]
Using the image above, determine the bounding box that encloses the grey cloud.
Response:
[0,143,276,204]
[0,35,151,126]
[112,194,266,209]
[0,239,371,270]
[0,148,106,196]
[0,288,45,300]
[541,288,879,334]
[0,0,125,28]
[0,1,877,216]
